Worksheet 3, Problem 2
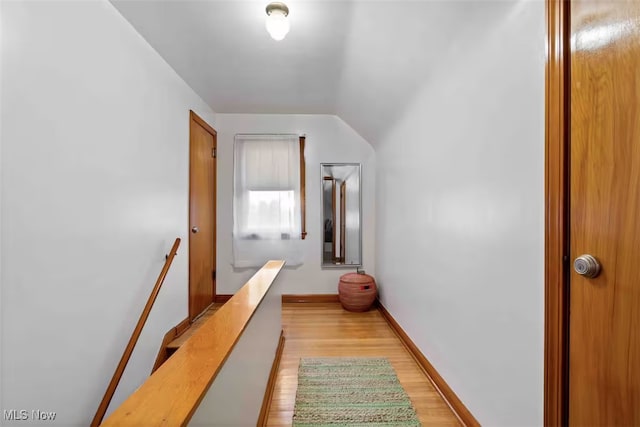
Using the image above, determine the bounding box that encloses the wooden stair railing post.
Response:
[91,238,181,427]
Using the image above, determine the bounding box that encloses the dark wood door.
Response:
[569,1,640,424]
[189,111,216,321]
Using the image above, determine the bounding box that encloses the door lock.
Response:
[574,254,601,278]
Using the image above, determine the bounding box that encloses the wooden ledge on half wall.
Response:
[100,260,285,426]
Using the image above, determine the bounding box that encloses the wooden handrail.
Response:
[91,238,181,427]
[101,260,285,426]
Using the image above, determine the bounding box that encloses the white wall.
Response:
[375,2,545,426]
[216,114,375,294]
[0,0,4,399]
[1,1,215,424]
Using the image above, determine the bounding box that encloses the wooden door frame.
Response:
[545,0,570,425]
[188,110,217,321]
[339,181,346,263]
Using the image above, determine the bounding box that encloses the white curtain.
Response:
[233,134,303,267]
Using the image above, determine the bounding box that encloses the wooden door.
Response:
[568,1,640,424]
[189,111,216,321]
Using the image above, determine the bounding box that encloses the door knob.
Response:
[191,226,199,234]
[574,254,601,278]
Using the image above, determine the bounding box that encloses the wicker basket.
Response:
[338,273,377,312]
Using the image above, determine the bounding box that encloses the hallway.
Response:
[266,303,461,426]
[1,1,546,424]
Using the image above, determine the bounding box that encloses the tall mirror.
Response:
[321,163,362,267]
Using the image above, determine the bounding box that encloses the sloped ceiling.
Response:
[111,0,512,145]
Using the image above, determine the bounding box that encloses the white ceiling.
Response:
[111,0,513,145]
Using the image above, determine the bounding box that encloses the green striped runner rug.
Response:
[292,357,421,426]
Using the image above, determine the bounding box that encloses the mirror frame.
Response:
[320,163,362,268]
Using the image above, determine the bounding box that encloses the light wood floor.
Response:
[266,302,461,426]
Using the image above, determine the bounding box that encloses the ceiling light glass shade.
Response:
[265,7,290,41]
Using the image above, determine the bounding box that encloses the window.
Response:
[245,190,296,236]
[232,134,306,267]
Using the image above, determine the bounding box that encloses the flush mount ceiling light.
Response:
[265,2,290,41]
